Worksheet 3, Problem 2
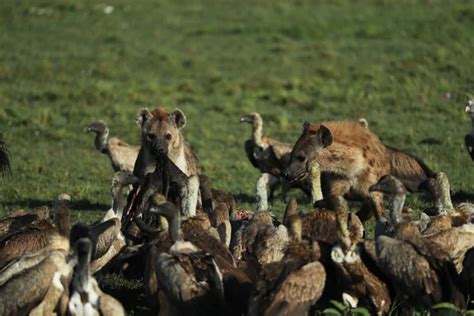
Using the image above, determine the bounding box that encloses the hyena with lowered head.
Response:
[133,107,202,218]
[283,121,434,221]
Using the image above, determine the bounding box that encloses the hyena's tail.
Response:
[0,139,10,176]
[386,146,433,192]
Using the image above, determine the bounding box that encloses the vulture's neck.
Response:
[388,193,405,227]
[94,129,109,153]
[169,212,182,243]
[252,117,264,147]
[111,186,126,219]
[74,248,92,294]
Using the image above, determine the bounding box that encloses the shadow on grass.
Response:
[452,190,474,203]
[233,191,312,211]
[100,273,153,316]
[234,193,255,205]
[419,138,442,145]
[2,198,109,211]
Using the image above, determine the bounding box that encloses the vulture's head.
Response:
[369,175,406,196]
[87,120,108,134]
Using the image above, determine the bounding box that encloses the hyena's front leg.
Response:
[181,175,200,218]
[256,173,279,211]
[326,178,351,199]
[280,177,291,203]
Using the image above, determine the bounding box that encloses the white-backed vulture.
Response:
[199,174,234,247]
[0,196,70,269]
[304,197,364,246]
[68,237,125,316]
[140,198,253,315]
[87,120,139,173]
[146,201,229,315]
[240,112,292,177]
[421,172,473,235]
[231,210,289,282]
[248,199,325,316]
[29,251,75,316]
[370,175,466,308]
[0,249,68,315]
[240,112,313,211]
[88,172,139,273]
[0,206,50,239]
[328,195,391,315]
[0,138,10,176]
[465,100,474,161]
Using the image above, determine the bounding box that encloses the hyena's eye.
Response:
[296,155,306,163]
[165,133,172,141]
[147,133,156,140]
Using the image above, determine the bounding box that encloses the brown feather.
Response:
[301,209,363,246]
[108,137,139,173]
[155,243,226,315]
[376,235,442,307]
[0,251,66,315]
[333,245,391,314]
[249,240,325,316]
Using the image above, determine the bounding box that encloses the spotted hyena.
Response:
[283,121,433,221]
[134,107,202,218]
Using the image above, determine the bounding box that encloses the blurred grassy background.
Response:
[1,0,474,223]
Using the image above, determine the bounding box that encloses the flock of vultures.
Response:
[1,102,474,315]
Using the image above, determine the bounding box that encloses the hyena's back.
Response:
[385,146,433,192]
[309,120,433,191]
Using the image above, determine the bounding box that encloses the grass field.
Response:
[1,0,474,313]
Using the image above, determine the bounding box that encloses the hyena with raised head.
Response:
[134,107,202,218]
[283,121,433,221]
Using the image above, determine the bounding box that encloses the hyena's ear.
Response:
[172,109,187,129]
[136,108,153,129]
[303,121,311,131]
[316,125,333,148]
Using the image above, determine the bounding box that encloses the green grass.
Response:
[1,0,474,313]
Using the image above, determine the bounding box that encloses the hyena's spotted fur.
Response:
[284,120,433,221]
[134,107,202,218]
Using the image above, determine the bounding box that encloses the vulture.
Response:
[88,171,139,273]
[199,175,234,247]
[370,175,467,309]
[248,198,326,316]
[87,120,139,173]
[0,249,69,315]
[0,195,71,269]
[421,171,474,236]
[328,195,391,314]
[240,112,312,210]
[140,198,253,315]
[0,206,50,239]
[145,201,229,316]
[231,210,289,282]
[465,100,474,161]
[305,196,364,246]
[0,138,10,176]
[240,112,292,177]
[68,237,125,316]
[29,250,75,316]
